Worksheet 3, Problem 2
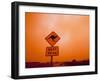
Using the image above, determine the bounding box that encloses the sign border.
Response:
[45,31,60,46]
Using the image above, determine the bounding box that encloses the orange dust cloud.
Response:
[25,12,89,62]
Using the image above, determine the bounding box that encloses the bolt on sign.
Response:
[45,46,59,56]
[45,31,60,46]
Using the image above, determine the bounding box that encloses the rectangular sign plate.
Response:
[45,46,59,56]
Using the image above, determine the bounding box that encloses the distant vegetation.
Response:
[26,60,89,68]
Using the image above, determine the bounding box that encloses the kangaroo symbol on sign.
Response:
[49,35,57,41]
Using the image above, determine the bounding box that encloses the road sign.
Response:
[45,46,59,56]
[45,31,60,46]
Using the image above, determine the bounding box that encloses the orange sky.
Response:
[25,12,89,62]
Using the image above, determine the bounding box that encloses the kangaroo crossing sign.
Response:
[45,31,60,56]
[45,31,61,66]
[45,32,60,46]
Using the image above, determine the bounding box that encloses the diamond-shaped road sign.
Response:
[45,32,60,46]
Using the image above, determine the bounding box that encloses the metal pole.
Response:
[50,56,53,66]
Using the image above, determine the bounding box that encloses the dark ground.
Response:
[26,60,89,68]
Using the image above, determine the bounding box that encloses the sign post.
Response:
[45,31,60,66]
[51,56,53,66]
[45,46,59,66]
